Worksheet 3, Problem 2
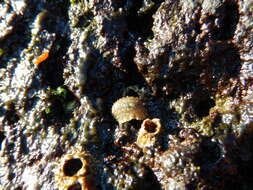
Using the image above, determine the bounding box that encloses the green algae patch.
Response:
[44,86,80,124]
[0,48,6,57]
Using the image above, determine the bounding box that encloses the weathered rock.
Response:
[0,0,253,189]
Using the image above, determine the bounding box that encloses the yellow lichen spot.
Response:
[136,118,162,149]
[111,96,148,124]
[34,51,49,66]
[55,151,96,190]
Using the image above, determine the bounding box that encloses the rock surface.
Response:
[0,0,253,189]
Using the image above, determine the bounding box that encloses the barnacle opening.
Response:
[183,91,215,122]
[125,0,162,40]
[68,183,82,190]
[136,119,162,149]
[63,158,83,176]
[194,98,215,118]
[196,138,221,167]
[144,120,158,133]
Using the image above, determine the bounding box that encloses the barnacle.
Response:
[55,151,96,190]
[136,118,162,149]
[111,96,148,124]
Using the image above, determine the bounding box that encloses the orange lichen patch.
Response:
[55,151,96,190]
[33,51,49,66]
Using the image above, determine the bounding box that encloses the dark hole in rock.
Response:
[4,103,20,125]
[0,132,6,150]
[144,121,157,133]
[74,11,94,28]
[42,1,71,33]
[211,1,239,41]
[115,134,129,147]
[8,172,15,180]
[126,0,143,32]
[183,90,216,122]
[68,183,82,190]
[115,120,143,146]
[211,113,222,128]
[127,119,143,130]
[195,22,201,34]
[186,180,198,190]
[63,158,83,176]
[0,107,5,117]
[194,98,215,118]
[126,0,160,39]
[23,96,40,112]
[135,165,162,190]
[50,98,65,116]
[235,123,253,188]
[141,66,148,75]
[129,12,153,39]
[124,89,139,97]
[19,135,29,154]
[195,138,221,170]
[122,46,146,86]
[117,0,127,9]
[122,85,144,97]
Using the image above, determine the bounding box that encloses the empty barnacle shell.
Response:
[55,151,96,190]
[136,118,162,149]
[111,96,148,124]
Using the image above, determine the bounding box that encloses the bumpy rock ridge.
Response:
[0,0,253,189]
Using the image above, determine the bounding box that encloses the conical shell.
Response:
[112,96,148,124]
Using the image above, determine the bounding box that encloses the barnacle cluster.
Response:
[112,97,164,149]
[136,118,162,149]
[55,151,96,190]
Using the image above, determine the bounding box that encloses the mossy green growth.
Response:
[45,86,80,123]
[51,86,68,99]
[69,0,83,4]
[0,48,6,57]
[45,107,52,115]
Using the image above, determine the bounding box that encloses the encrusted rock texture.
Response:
[0,0,253,189]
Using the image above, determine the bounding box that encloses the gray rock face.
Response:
[0,0,253,189]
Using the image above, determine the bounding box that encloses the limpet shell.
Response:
[111,96,148,124]
[55,151,96,190]
[136,118,162,149]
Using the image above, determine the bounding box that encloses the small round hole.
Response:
[63,158,83,176]
[144,121,157,133]
[68,183,82,190]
